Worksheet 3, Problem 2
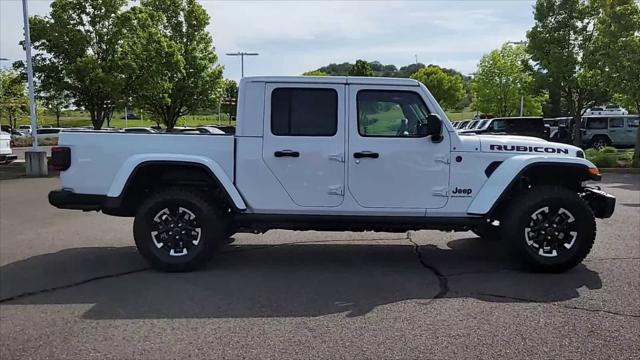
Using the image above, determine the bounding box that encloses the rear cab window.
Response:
[271,88,337,136]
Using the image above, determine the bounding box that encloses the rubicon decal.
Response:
[489,144,569,154]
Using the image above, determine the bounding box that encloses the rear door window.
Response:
[609,118,624,128]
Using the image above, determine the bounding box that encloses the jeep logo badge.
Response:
[452,187,472,197]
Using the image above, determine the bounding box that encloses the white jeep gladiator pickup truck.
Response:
[49,76,615,272]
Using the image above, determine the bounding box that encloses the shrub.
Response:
[10,137,58,147]
[599,146,617,154]
[589,153,618,168]
[585,148,599,158]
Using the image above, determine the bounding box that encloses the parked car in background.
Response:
[121,113,140,120]
[461,120,480,131]
[581,115,639,148]
[123,127,157,133]
[18,125,32,135]
[459,119,491,133]
[195,126,226,134]
[0,131,18,164]
[455,120,471,130]
[36,128,62,139]
[459,117,548,140]
[585,105,628,116]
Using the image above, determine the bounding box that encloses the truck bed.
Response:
[58,131,235,196]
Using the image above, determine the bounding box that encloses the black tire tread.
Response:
[502,185,596,273]
[133,187,224,272]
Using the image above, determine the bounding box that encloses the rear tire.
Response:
[133,188,224,272]
[502,186,596,273]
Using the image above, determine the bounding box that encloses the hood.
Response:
[475,134,582,157]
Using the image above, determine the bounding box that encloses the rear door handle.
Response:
[353,151,379,159]
[274,150,300,158]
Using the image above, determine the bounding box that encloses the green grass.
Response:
[586,147,635,168]
[5,107,473,130]
[5,110,235,129]
[445,109,476,121]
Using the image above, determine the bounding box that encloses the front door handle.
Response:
[274,150,300,158]
[353,151,379,159]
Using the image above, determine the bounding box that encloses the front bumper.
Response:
[48,189,106,211]
[583,187,616,219]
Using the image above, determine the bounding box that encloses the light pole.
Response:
[226,52,259,78]
[22,0,47,176]
[22,0,38,149]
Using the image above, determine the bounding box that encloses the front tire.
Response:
[589,135,611,149]
[502,186,596,273]
[133,188,224,272]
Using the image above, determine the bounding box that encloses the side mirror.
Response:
[422,114,443,142]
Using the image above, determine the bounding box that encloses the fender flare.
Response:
[107,153,247,211]
[467,155,598,216]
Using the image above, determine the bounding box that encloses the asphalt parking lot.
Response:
[0,174,638,359]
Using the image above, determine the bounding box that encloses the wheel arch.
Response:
[105,154,246,216]
[589,133,613,145]
[467,156,599,217]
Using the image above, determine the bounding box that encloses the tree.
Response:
[302,70,328,76]
[349,60,374,76]
[472,44,546,117]
[35,66,71,127]
[28,0,128,129]
[222,79,238,120]
[410,66,465,110]
[591,0,640,165]
[527,0,608,146]
[121,0,223,130]
[0,69,28,129]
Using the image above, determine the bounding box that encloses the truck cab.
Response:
[49,76,616,273]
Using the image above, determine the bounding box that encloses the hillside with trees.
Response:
[304,60,472,110]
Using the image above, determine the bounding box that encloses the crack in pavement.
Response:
[477,292,640,318]
[0,267,150,304]
[405,231,449,299]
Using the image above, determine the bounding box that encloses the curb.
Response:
[599,168,640,174]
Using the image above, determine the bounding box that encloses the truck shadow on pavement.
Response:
[0,237,602,319]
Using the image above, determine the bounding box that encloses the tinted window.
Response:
[609,118,624,128]
[38,129,60,134]
[271,88,337,136]
[357,90,430,137]
[627,117,639,128]
[586,118,608,129]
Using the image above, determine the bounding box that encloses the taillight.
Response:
[51,146,71,171]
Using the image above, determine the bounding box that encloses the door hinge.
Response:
[329,152,345,163]
[434,154,450,164]
[432,186,448,197]
[328,185,345,196]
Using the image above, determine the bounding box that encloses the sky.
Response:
[0,0,536,81]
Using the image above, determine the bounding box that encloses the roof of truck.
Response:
[242,76,421,86]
